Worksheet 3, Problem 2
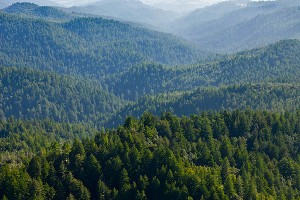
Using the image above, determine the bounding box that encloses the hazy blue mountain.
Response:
[68,0,179,28]
[196,6,300,52]
[170,1,245,34]
[171,0,300,52]
[171,1,281,34]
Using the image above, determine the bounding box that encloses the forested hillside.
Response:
[1,111,300,199]
[0,66,123,124]
[103,39,300,100]
[171,0,300,52]
[2,4,300,102]
[1,1,300,199]
[110,83,300,126]
[195,6,300,52]
[0,11,203,78]
[1,38,300,127]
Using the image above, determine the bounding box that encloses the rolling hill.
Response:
[0,66,123,124]
[102,39,300,100]
[0,11,205,79]
[196,6,300,52]
[110,83,300,125]
[105,39,300,125]
[68,0,179,28]
[1,1,300,200]
[170,1,245,34]
[1,4,300,127]
[171,0,300,52]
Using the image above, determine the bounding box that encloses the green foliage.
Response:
[0,7,300,200]
[111,83,300,126]
[103,39,300,101]
[0,11,203,79]
[0,111,300,199]
[1,12,300,127]
[0,66,123,124]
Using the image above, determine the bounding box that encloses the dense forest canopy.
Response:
[0,39,300,127]
[1,111,300,199]
[0,11,204,79]
[0,66,124,125]
[110,83,300,126]
[0,2,300,199]
[102,39,300,100]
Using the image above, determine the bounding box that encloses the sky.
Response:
[51,0,225,12]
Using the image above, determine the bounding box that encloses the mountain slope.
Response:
[0,12,204,78]
[109,83,300,126]
[171,1,300,52]
[0,66,123,124]
[176,39,300,87]
[1,39,299,125]
[105,39,300,124]
[103,39,300,100]
[68,0,179,28]
[170,1,245,34]
[197,6,300,52]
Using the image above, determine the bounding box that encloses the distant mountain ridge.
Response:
[195,6,300,52]
[170,0,300,52]
[170,1,245,34]
[4,0,300,51]
[67,0,179,28]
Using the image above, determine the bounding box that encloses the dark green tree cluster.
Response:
[1,111,300,199]
[2,63,300,128]
[0,117,98,167]
[110,83,300,126]
[0,66,123,124]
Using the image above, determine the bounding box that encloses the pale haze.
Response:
[52,0,224,12]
